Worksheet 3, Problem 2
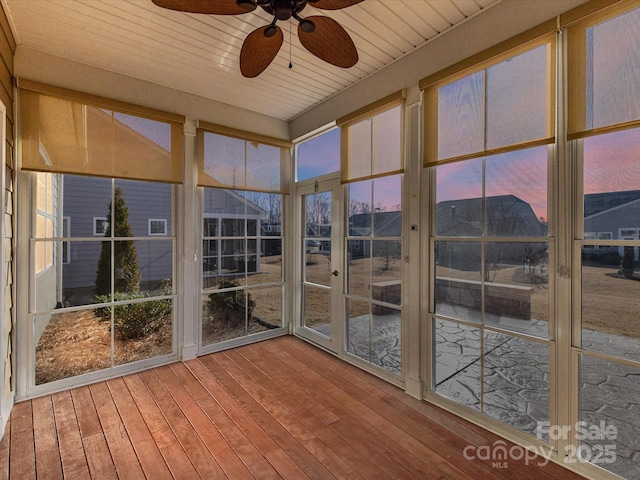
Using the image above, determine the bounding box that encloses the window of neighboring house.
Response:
[62,216,70,264]
[583,231,596,249]
[93,217,108,236]
[148,219,167,236]
[596,232,612,248]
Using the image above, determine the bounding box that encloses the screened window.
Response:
[197,122,291,194]
[296,128,340,181]
[22,82,181,390]
[568,4,640,137]
[62,217,70,264]
[34,171,56,274]
[423,34,555,166]
[423,35,554,440]
[338,91,405,183]
[20,82,183,184]
[339,92,405,376]
[571,3,640,465]
[198,124,288,349]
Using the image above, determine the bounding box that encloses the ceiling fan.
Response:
[151,0,363,78]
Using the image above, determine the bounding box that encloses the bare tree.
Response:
[306,192,331,227]
[244,191,282,226]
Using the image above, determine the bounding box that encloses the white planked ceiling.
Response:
[4,0,499,121]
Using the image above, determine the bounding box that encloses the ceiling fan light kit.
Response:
[152,0,363,77]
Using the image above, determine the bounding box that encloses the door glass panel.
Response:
[303,285,331,336]
[304,241,331,287]
[304,191,332,287]
[302,188,334,339]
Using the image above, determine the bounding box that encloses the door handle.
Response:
[332,270,339,276]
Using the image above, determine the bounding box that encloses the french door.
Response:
[294,176,344,353]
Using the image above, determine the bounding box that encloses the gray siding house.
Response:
[62,176,264,305]
[583,190,640,262]
[435,195,546,270]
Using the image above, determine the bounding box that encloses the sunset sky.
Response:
[295,124,640,224]
[293,10,640,224]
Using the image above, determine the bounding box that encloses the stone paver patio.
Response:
[324,307,640,478]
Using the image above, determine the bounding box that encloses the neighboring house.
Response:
[306,224,332,253]
[435,195,546,270]
[349,211,402,258]
[261,223,282,256]
[203,188,265,277]
[436,195,545,237]
[583,190,640,263]
[62,177,265,305]
[62,175,174,305]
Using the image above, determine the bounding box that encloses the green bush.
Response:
[599,251,621,266]
[208,280,255,326]
[95,291,172,340]
[621,248,635,279]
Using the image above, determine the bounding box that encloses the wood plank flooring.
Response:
[0,336,584,479]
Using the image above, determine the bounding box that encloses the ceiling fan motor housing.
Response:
[260,0,308,21]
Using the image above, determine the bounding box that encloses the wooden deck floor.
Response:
[0,336,583,479]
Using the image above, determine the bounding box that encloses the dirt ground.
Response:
[35,256,637,385]
[35,309,172,385]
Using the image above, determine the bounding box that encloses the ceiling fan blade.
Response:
[240,25,283,78]
[307,0,364,10]
[298,16,358,68]
[151,0,256,15]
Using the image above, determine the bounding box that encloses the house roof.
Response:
[435,195,543,236]
[584,190,640,218]
[349,211,401,237]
